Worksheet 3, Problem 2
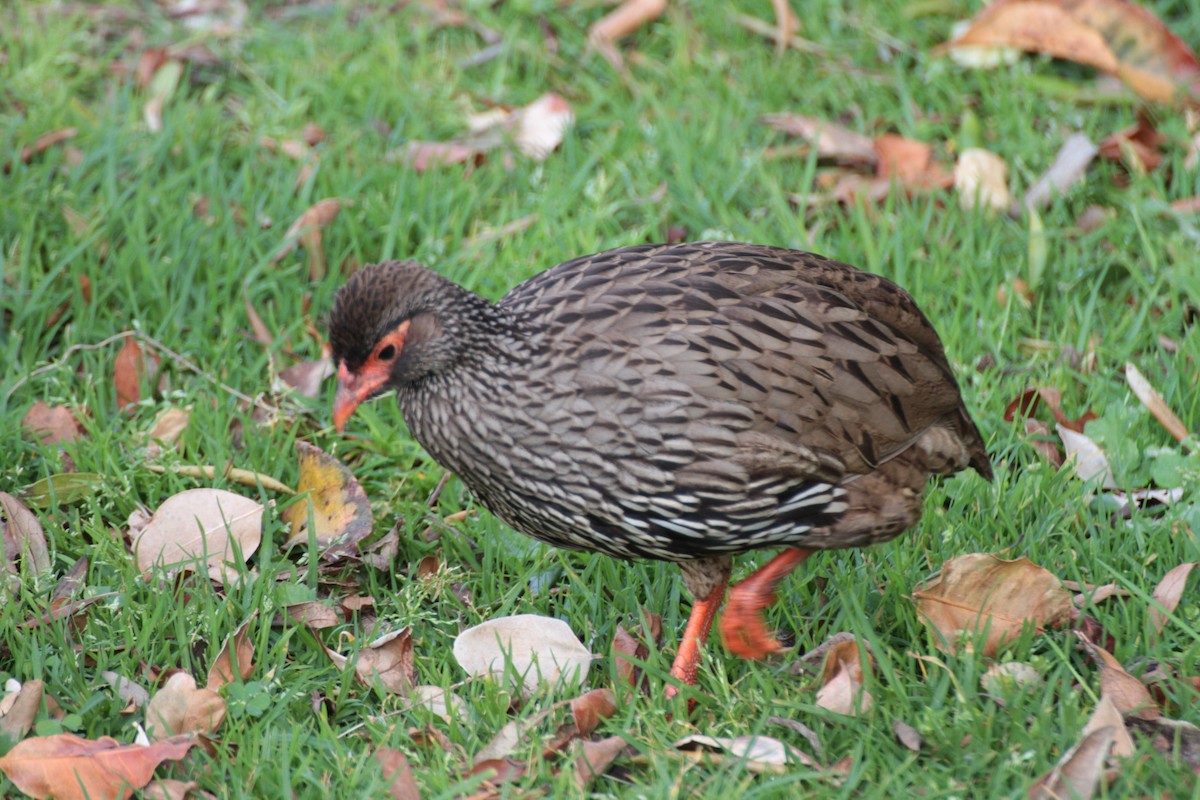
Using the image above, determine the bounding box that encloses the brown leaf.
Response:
[612,624,644,688]
[1098,114,1166,173]
[1076,631,1160,718]
[403,141,486,173]
[759,115,878,166]
[1148,562,1196,639]
[325,627,415,695]
[875,134,933,182]
[145,673,226,739]
[1028,726,1117,800]
[206,618,255,690]
[113,337,160,409]
[282,442,374,551]
[573,735,628,788]
[912,554,1072,656]
[285,601,341,629]
[141,778,202,800]
[1003,386,1096,433]
[815,638,874,716]
[375,746,422,800]
[946,0,1200,104]
[0,733,195,800]
[1125,362,1192,444]
[21,402,83,445]
[144,407,191,455]
[0,679,44,743]
[570,688,617,736]
[18,128,78,164]
[1,492,51,576]
[1081,696,1136,757]
[272,199,343,280]
[133,489,263,584]
[587,0,667,69]
[891,719,922,752]
[278,359,334,400]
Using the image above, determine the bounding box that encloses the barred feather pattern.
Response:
[330,242,991,562]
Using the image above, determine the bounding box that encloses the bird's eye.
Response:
[378,344,397,361]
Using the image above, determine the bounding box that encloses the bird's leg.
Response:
[720,547,813,659]
[665,556,732,699]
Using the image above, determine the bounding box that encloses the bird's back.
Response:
[411,241,989,560]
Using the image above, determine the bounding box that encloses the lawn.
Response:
[2,0,1199,797]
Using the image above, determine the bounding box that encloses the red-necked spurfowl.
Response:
[329,241,991,694]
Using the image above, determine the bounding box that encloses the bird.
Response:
[328,241,991,695]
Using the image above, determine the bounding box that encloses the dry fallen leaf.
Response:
[1,492,51,578]
[954,148,1010,213]
[570,688,618,736]
[815,638,874,716]
[375,746,422,800]
[760,114,878,166]
[1125,362,1192,445]
[277,359,334,400]
[21,401,83,446]
[453,614,594,694]
[282,442,374,551]
[1076,631,1160,718]
[144,672,226,740]
[912,554,1072,656]
[1098,114,1166,174]
[891,719,922,752]
[16,127,78,165]
[1148,562,1196,639]
[113,337,161,410]
[410,685,468,721]
[324,627,415,696]
[1081,696,1136,757]
[0,679,43,743]
[144,407,191,458]
[272,198,343,280]
[587,0,668,69]
[206,618,256,691]
[285,600,341,629]
[133,488,263,584]
[0,732,195,800]
[1028,725,1117,800]
[945,0,1200,104]
[573,735,628,788]
[402,94,573,173]
[141,778,203,800]
[1057,425,1117,488]
[673,734,816,773]
[1015,133,1099,215]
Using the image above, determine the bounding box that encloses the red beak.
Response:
[333,361,388,432]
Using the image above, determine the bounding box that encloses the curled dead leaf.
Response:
[912,554,1072,657]
[1148,562,1196,638]
[282,442,374,552]
[1029,725,1117,800]
[815,638,874,716]
[145,672,226,740]
[206,618,256,690]
[1075,631,1160,719]
[21,401,83,446]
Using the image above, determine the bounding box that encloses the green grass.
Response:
[3,0,1200,796]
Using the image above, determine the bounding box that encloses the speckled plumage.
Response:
[330,241,991,570]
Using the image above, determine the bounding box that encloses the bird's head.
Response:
[328,260,473,432]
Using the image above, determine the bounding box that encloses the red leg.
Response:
[719,548,813,659]
[664,582,725,699]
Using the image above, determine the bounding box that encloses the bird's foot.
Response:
[664,582,725,701]
[719,584,786,659]
[718,547,814,660]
